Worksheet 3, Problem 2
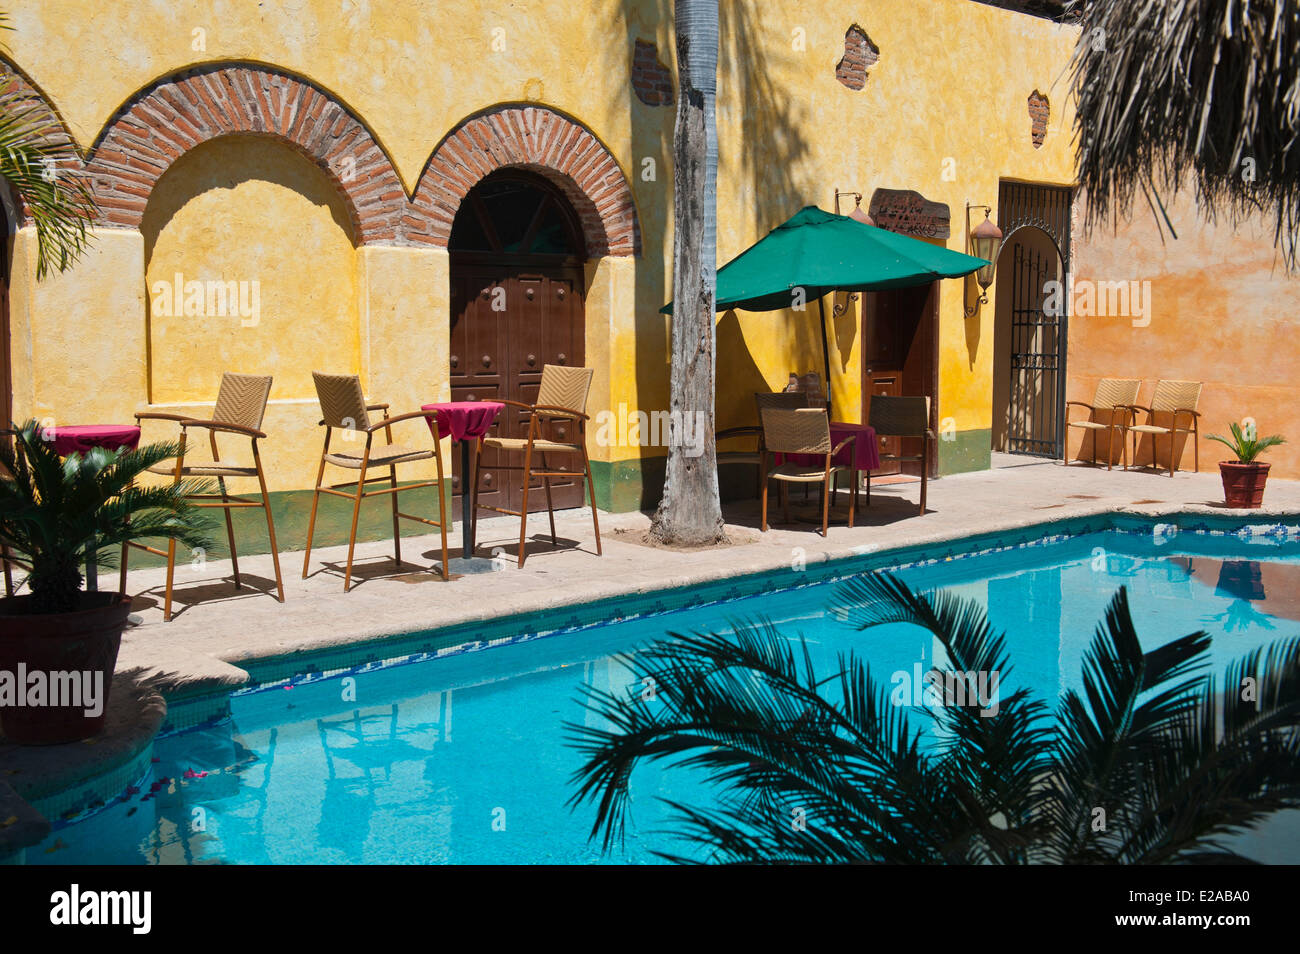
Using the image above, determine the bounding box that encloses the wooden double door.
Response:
[448,265,586,517]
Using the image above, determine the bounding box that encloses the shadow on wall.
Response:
[716,309,771,500]
[621,0,814,509]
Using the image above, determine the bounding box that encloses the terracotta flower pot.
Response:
[0,592,131,744]
[1219,461,1271,509]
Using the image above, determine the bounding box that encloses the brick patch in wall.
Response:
[632,39,674,107]
[835,25,880,91]
[1028,90,1050,148]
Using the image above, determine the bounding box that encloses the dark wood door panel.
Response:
[450,264,586,516]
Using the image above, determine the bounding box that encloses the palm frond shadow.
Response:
[567,572,1300,863]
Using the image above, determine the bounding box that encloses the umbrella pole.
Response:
[818,295,833,419]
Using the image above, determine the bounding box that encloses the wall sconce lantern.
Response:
[836,188,876,227]
[964,203,1003,317]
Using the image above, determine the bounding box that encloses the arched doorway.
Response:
[991,225,1066,455]
[449,170,587,516]
[991,181,1072,458]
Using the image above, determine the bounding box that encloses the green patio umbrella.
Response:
[661,206,989,414]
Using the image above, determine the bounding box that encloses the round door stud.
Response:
[481,354,491,367]
[527,354,536,366]
[556,287,566,300]
[526,288,535,300]
[450,355,459,368]
[557,352,567,364]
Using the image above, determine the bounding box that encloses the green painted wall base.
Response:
[589,456,765,512]
[117,483,450,569]
[939,428,992,476]
[589,457,665,513]
[116,437,997,570]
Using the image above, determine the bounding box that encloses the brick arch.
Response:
[411,104,640,257]
[85,63,408,244]
[0,58,84,226]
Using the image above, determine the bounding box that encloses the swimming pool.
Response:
[31,521,1300,864]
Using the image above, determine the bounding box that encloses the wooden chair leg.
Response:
[218,476,241,589]
[1168,433,1175,477]
[919,454,929,515]
[865,470,871,507]
[343,466,366,592]
[302,455,327,578]
[760,476,769,532]
[517,441,534,568]
[164,538,177,622]
[583,450,602,556]
[820,474,831,537]
[253,449,284,603]
[848,470,857,528]
[389,464,402,564]
[541,452,557,545]
[436,461,450,581]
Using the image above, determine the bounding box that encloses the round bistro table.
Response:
[422,401,505,569]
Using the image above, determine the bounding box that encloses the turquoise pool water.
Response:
[32,525,1300,864]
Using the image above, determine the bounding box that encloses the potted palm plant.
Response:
[1207,420,1285,509]
[0,421,212,744]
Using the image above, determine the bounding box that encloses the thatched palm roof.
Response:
[1071,1,1299,265]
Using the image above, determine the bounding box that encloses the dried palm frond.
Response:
[1070,0,1300,267]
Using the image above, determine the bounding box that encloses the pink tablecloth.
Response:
[45,424,141,456]
[781,422,882,472]
[422,401,505,442]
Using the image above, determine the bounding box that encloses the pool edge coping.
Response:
[158,503,1300,729]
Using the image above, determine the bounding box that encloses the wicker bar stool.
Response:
[304,372,450,590]
[471,364,601,568]
[130,372,284,621]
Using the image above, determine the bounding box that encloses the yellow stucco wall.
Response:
[1071,188,1300,478]
[3,0,1078,501]
[143,136,360,406]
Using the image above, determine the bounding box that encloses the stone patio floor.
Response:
[85,452,1300,696]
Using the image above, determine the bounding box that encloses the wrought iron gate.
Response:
[1007,242,1061,456]
[998,182,1072,458]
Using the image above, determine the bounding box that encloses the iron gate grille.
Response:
[998,181,1072,458]
[1007,242,1061,456]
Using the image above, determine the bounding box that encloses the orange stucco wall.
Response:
[1069,189,1300,478]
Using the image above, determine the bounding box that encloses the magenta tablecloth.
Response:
[46,424,141,456]
[781,422,882,472]
[422,401,505,442]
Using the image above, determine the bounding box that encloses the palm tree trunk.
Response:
[649,0,725,547]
